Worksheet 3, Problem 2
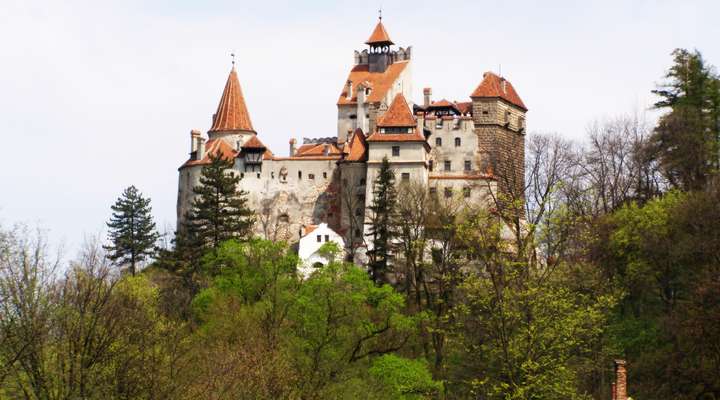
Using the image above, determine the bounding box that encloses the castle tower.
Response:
[366,19,394,73]
[208,65,256,147]
[336,18,413,143]
[470,72,527,202]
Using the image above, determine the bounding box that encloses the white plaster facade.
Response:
[297,223,346,277]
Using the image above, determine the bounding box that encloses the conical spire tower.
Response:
[209,67,255,133]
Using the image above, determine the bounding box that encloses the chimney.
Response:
[416,112,425,134]
[289,138,297,156]
[501,78,507,94]
[346,80,353,100]
[323,143,330,156]
[190,129,201,154]
[614,360,627,400]
[197,137,206,160]
[423,87,432,108]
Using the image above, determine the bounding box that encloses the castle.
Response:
[177,18,527,254]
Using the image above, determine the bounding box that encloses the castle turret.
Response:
[366,18,394,73]
[336,17,412,143]
[470,72,527,200]
[208,65,256,147]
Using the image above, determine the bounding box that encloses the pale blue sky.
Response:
[1,0,717,255]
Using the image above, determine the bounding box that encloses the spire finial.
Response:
[231,52,236,69]
[378,7,382,21]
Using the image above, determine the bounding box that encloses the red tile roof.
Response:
[180,139,238,169]
[366,131,426,142]
[455,101,473,115]
[365,21,393,45]
[377,93,415,127]
[210,68,255,133]
[241,135,266,149]
[470,72,527,111]
[345,128,368,162]
[294,142,343,157]
[337,61,409,105]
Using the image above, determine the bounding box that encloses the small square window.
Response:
[323,172,328,179]
[401,172,410,182]
[463,187,471,198]
[428,160,434,171]
[316,235,321,242]
[392,146,400,157]
[308,173,315,179]
[298,171,302,179]
[444,188,453,198]
[455,137,461,147]
[324,235,329,242]
[256,173,261,179]
[444,161,451,172]
[435,137,442,146]
[464,160,471,171]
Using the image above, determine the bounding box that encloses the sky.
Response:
[1,0,718,257]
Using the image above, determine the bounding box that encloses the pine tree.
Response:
[366,157,398,283]
[186,151,255,250]
[104,185,159,275]
[651,48,720,191]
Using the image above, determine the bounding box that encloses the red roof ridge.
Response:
[241,135,266,149]
[470,71,527,111]
[376,93,416,127]
[210,68,255,133]
[365,21,393,45]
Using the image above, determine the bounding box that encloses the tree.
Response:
[366,157,398,283]
[186,152,254,251]
[650,48,720,191]
[104,186,159,276]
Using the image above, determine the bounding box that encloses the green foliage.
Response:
[186,152,255,250]
[366,156,399,283]
[651,48,720,190]
[104,185,159,275]
[369,354,443,399]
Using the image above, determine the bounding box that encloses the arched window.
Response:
[455,137,461,147]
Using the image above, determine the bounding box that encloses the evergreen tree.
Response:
[365,157,398,283]
[651,48,720,191]
[104,185,159,275]
[186,151,254,250]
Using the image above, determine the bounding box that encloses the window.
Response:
[464,160,472,171]
[279,214,289,223]
[444,161,451,171]
[505,111,511,123]
[401,172,410,182]
[349,114,357,120]
[463,187,471,198]
[323,172,327,179]
[482,110,489,115]
[360,178,366,185]
[435,137,442,146]
[298,171,302,179]
[455,137,461,147]
[271,172,275,179]
[324,235,330,242]
[429,160,434,171]
[444,187,453,198]
[256,173,260,179]
[355,228,362,236]
[240,172,245,179]
[435,120,443,129]
[316,235,321,242]
[392,146,400,157]
[308,173,315,179]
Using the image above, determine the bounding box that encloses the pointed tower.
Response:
[336,17,413,143]
[208,66,256,147]
[366,18,394,73]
